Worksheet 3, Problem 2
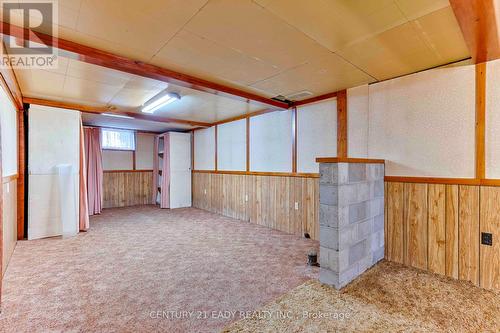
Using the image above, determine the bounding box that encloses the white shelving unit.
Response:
[155,132,191,208]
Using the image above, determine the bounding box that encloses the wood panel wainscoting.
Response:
[385,181,499,291]
[192,171,319,240]
[103,170,153,208]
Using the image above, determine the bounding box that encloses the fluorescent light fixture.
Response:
[142,91,180,114]
[102,113,135,119]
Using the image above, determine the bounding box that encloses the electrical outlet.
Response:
[294,202,299,210]
[245,194,248,202]
[481,232,493,246]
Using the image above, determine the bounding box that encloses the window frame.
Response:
[101,128,137,151]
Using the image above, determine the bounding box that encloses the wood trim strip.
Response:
[83,125,160,135]
[214,125,218,171]
[24,97,211,127]
[191,130,195,171]
[316,157,385,164]
[103,170,153,173]
[24,97,111,113]
[292,107,297,173]
[0,42,23,110]
[132,132,137,170]
[17,108,25,240]
[385,176,480,185]
[476,63,486,179]
[0,71,22,111]
[192,169,320,178]
[291,91,338,107]
[246,117,250,172]
[450,0,500,63]
[212,108,280,126]
[337,90,347,158]
[1,21,288,109]
[2,174,18,184]
[479,179,500,186]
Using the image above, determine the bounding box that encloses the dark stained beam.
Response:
[0,42,23,110]
[291,91,338,107]
[0,21,289,110]
[23,97,211,127]
[450,0,500,63]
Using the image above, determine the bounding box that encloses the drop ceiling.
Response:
[6,0,469,127]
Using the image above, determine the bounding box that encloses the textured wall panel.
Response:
[347,84,369,158]
[486,59,500,178]
[297,98,337,173]
[250,111,292,172]
[217,119,246,171]
[194,126,216,170]
[368,66,475,177]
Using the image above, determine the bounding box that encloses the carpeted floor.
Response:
[224,260,500,332]
[0,206,319,333]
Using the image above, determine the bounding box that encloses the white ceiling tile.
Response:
[66,59,130,86]
[258,0,406,52]
[184,0,331,71]
[152,29,282,86]
[410,6,469,63]
[62,75,124,104]
[76,0,207,56]
[394,0,450,20]
[251,53,374,96]
[337,22,442,80]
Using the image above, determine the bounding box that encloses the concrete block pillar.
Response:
[318,161,385,289]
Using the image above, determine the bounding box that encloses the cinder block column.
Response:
[318,162,385,289]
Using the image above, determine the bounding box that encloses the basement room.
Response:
[0,0,498,332]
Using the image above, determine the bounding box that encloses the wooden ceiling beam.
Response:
[0,21,289,110]
[23,97,211,127]
[290,91,338,107]
[0,42,23,110]
[450,0,500,63]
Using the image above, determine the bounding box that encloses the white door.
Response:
[168,132,191,208]
[28,106,80,240]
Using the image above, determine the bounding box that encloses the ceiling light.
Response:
[142,92,181,114]
[102,113,135,119]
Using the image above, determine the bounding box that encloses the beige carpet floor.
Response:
[224,260,500,333]
[0,206,319,333]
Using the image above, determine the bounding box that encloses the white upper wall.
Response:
[102,150,134,170]
[486,59,500,178]
[347,84,369,158]
[0,86,18,176]
[250,110,292,172]
[297,99,337,173]
[194,126,215,170]
[101,132,155,171]
[368,65,476,177]
[135,133,155,170]
[217,119,246,171]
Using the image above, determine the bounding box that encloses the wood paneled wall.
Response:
[103,171,153,208]
[385,181,499,290]
[193,172,319,240]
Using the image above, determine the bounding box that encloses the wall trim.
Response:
[103,170,153,173]
[385,176,500,186]
[2,174,18,184]
[476,62,486,179]
[317,157,385,164]
[193,169,320,178]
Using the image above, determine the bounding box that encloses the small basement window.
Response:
[101,128,136,151]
